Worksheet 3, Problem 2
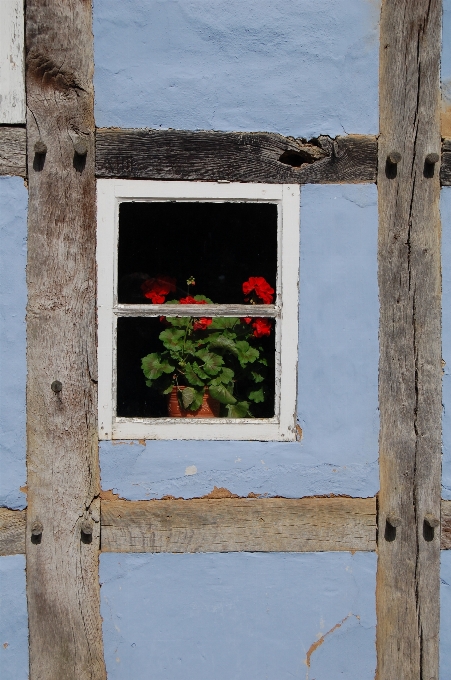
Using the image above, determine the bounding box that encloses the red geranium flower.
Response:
[252,318,272,338]
[142,275,176,304]
[193,317,213,331]
[241,317,252,325]
[242,277,274,304]
[179,296,206,305]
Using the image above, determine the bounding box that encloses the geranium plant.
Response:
[141,276,275,417]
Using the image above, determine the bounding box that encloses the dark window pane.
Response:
[118,202,277,304]
[116,317,275,419]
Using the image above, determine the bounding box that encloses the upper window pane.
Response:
[117,202,278,304]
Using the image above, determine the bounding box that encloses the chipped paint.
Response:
[305,613,355,670]
[100,552,377,679]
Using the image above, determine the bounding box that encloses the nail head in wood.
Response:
[81,519,93,536]
[34,141,47,155]
[387,151,402,165]
[51,380,62,393]
[425,152,440,165]
[74,139,88,157]
[424,514,439,529]
[386,514,402,528]
[31,520,43,537]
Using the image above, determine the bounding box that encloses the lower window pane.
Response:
[116,317,276,419]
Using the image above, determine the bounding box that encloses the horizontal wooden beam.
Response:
[0,126,26,177]
[95,129,377,184]
[100,497,377,552]
[441,139,451,185]
[3,499,450,556]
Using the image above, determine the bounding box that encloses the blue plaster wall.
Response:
[0,555,28,679]
[442,188,451,499]
[442,0,451,115]
[93,0,379,137]
[100,184,379,499]
[441,552,451,679]
[100,551,377,680]
[0,177,27,510]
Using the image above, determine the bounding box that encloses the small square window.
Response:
[97,181,299,440]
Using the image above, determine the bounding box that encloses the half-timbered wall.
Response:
[1,0,450,678]
[94,1,380,677]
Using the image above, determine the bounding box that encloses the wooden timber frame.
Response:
[377,2,442,679]
[0,0,446,677]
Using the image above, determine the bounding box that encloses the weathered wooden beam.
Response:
[0,126,26,176]
[95,129,377,184]
[377,2,442,679]
[441,138,451,185]
[0,508,26,555]
[101,497,377,553]
[442,500,451,550]
[25,0,106,677]
[2,501,450,556]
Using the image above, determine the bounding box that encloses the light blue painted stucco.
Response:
[93,0,379,137]
[442,188,451,499]
[0,556,28,680]
[100,184,379,499]
[0,177,27,510]
[440,552,451,679]
[442,0,451,108]
[100,551,377,680]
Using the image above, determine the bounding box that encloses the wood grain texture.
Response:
[25,1,106,677]
[100,497,377,553]
[1,500,450,556]
[95,129,377,184]
[441,139,451,184]
[442,501,451,550]
[0,126,26,176]
[0,508,26,555]
[0,0,26,124]
[377,2,442,679]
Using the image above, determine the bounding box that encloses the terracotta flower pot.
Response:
[167,386,220,418]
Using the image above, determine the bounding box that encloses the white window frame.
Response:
[97,180,300,441]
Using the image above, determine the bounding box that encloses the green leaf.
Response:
[192,361,209,380]
[189,388,205,411]
[196,349,224,375]
[184,363,205,387]
[159,328,186,350]
[251,370,265,383]
[141,353,174,380]
[210,317,239,329]
[180,387,195,408]
[248,388,265,403]
[235,340,259,366]
[209,336,238,355]
[166,316,190,328]
[218,367,234,383]
[209,384,237,405]
[226,401,251,418]
[193,294,213,303]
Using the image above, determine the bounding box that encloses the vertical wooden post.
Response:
[377,2,442,679]
[25,1,106,677]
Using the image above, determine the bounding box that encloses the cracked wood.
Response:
[376,2,442,679]
[3,501,451,556]
[25,1,106,678]
[100,497,377,553]
[441,138,451,185]
[95,129,377,184]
